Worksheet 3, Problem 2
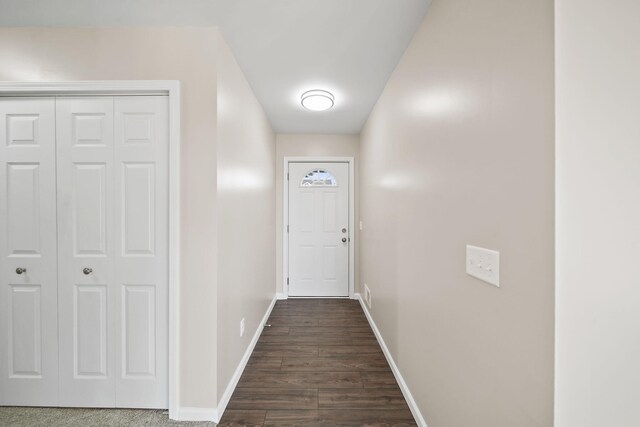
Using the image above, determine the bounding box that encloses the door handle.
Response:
[83,268,93,275]
[16,267,26,275]
[341,237,347,243]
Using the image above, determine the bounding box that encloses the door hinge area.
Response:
[287,225,289,233]
[287,277,290,285]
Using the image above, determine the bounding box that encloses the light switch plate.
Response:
[466,245,500,287]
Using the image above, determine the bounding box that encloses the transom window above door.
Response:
[300,169,338,187]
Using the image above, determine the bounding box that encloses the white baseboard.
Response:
[173,295,278,423]
[214,295,278,422]
[276,292,287,300]
[172,406,218,422]
[355,293,428,427]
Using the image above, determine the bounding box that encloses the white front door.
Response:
[288,162,350,297]
[0,98,59,405]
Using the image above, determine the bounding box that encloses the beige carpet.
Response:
[0,407,216,427]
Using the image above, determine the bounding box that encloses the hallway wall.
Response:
[358,0,555,425]
[555,0,640,425]
[216,36,276,402]
[0,26,220,409]
[275,134,360,296]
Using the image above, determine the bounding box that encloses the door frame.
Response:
[0,81,181,416]
[283,157,355,299]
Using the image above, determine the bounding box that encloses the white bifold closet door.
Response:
[0,95,168,408]
[0,98,59,406]
[56,96,168,408]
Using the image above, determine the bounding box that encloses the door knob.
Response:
[16,267,26,275]
[341,237,347,243]
[83,268,93,275]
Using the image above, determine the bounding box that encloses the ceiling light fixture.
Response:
[301,89,335,111]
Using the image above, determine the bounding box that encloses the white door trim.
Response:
[283,156,355,299]
[0,81,181,417]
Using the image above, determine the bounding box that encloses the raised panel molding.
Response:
[7,115,39,146]
[122,285,156,378]
[122,163,155,256]
[123,114,154,144]
[73,114,107,146]
[73,285,108,378]
[73,163,107,256]
[9,285,42,378]
[7,163,41,257]
[322,192,337,232]
[297,192,314,233]
[298,246,314,281]
[322,245,337,280]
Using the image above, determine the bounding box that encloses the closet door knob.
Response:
[16,267,26,275]
[83,268,93,275]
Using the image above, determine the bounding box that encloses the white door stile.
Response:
[0,98,59,405]
[56,97,117,406]
[114,96,168,408]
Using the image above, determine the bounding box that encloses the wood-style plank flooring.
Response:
[219,299,417,426]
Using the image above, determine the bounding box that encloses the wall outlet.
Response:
[240,318,245,337]
[466,245,500,287]
[364,284,372,308]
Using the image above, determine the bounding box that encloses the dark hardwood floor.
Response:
[218,299,417,426]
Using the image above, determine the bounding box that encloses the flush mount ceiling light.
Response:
[301,89,335,111]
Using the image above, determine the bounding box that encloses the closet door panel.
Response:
[0,98,58,405]
[7,164,41,255]
[122,162,155,256]
[114,96,168,408]
[74,285,108,377]
[73,163,108,255]
[56,97,116,407]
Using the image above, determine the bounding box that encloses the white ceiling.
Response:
[0,0,431,133]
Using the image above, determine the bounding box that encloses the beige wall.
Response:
[216,37,275,400]
[556,1,640,425]
[0,27,219,408]
[275,134,360,295]
[359,0,555,425]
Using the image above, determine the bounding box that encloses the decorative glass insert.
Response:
[300,169,338,187]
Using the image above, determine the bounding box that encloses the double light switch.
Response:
[466,245,500,287]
